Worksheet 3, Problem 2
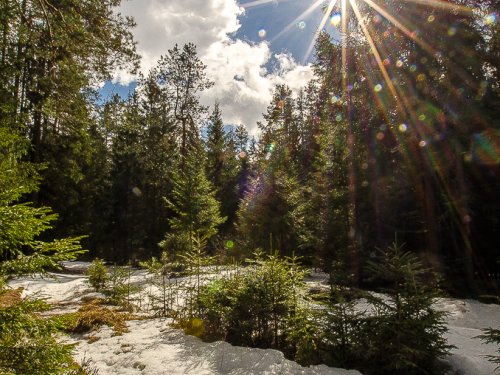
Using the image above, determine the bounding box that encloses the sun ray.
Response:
[303,0,339,64]
[341,0,348,92]
[362,0,481,98]
[360,0,437,56]
[347,1,480,234]
[348,0,402,112]
[241,0,283,9]
[271,0,325,44]
[400,0,473,15]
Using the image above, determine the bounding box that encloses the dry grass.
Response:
[0,288,23,308]
[55,299,136,336]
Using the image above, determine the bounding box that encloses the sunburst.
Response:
[303,0,339,63]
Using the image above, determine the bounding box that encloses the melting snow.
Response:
[7,265,500,375]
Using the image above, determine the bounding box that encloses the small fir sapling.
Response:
[364,240,453,375]
[140,251,178,317]
[86,258,108,292]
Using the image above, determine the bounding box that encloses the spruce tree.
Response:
[161,145,225,257]
[236,85,302,257]
[0,126,85,374]
[0,127,84,277]
[365,241,452,375]
[478,328,500,371]
[205,104,239,233]
[205,103,225,194]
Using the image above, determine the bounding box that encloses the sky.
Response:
[102,0,341,134]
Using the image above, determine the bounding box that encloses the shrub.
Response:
[86,258,108,292]
[105,265,141,309]
[363,241,453,375]
[318,299,369,369]
[196,251,307,353]
[0,289,80,375]
[140,251,178,317]
[178,233,215,319]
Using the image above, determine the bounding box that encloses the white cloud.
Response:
[116,0,314,134]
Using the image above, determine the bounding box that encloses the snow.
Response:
[60,261,93,273]
[72,319,359,375]
[9,273,89,303]
[7,266,500,375]
[435,298,500,375]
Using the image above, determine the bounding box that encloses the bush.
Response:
[140,251,178,317]
[105,265,141,309]
[196,251,307,353]
[0,289,81,375]
[362,241,453,375]
[86,258,108,292]
[318,299,369,369]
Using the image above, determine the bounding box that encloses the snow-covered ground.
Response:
[436,298,500,374]
[73,319,359,375]
[8,266,500,375]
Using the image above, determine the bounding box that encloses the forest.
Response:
[1,0,499,374]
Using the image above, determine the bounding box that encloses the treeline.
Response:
[1,0,499,296]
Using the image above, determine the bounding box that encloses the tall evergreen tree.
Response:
[162,146,225,257]
[0,0,139,259]
[0,126,84,276]
[205,104,226,199]
[236,85,302,257]
[156,43,213,163]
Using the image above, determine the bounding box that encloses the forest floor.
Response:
[8,263,500,375]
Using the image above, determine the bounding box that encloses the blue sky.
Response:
[103,0,341,134]
[237,0,324,63]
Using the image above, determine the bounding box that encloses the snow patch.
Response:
[7,266,500,375]
[73,318,360,375]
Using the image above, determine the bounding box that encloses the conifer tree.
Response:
[161,145,225,257]
[0,127,84,277]
[478,328,500,371]
[365,241,452,375]
[236,85,302,256]
[108,93,146,261]
[204,104,240,233]
[0,125,85,374]
[205,104,225,193]
[232,124,252,213]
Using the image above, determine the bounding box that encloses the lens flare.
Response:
[484,13,497,25]
[331,13,342,27]
[297,21,306,29]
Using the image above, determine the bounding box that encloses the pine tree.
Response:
[156,43,213,161]
[236,85,302,257]
[161,146,225,257]
[365,241,452,375]
[205,104,225,193]
[0,127,84,277]
[0,126,85,374]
